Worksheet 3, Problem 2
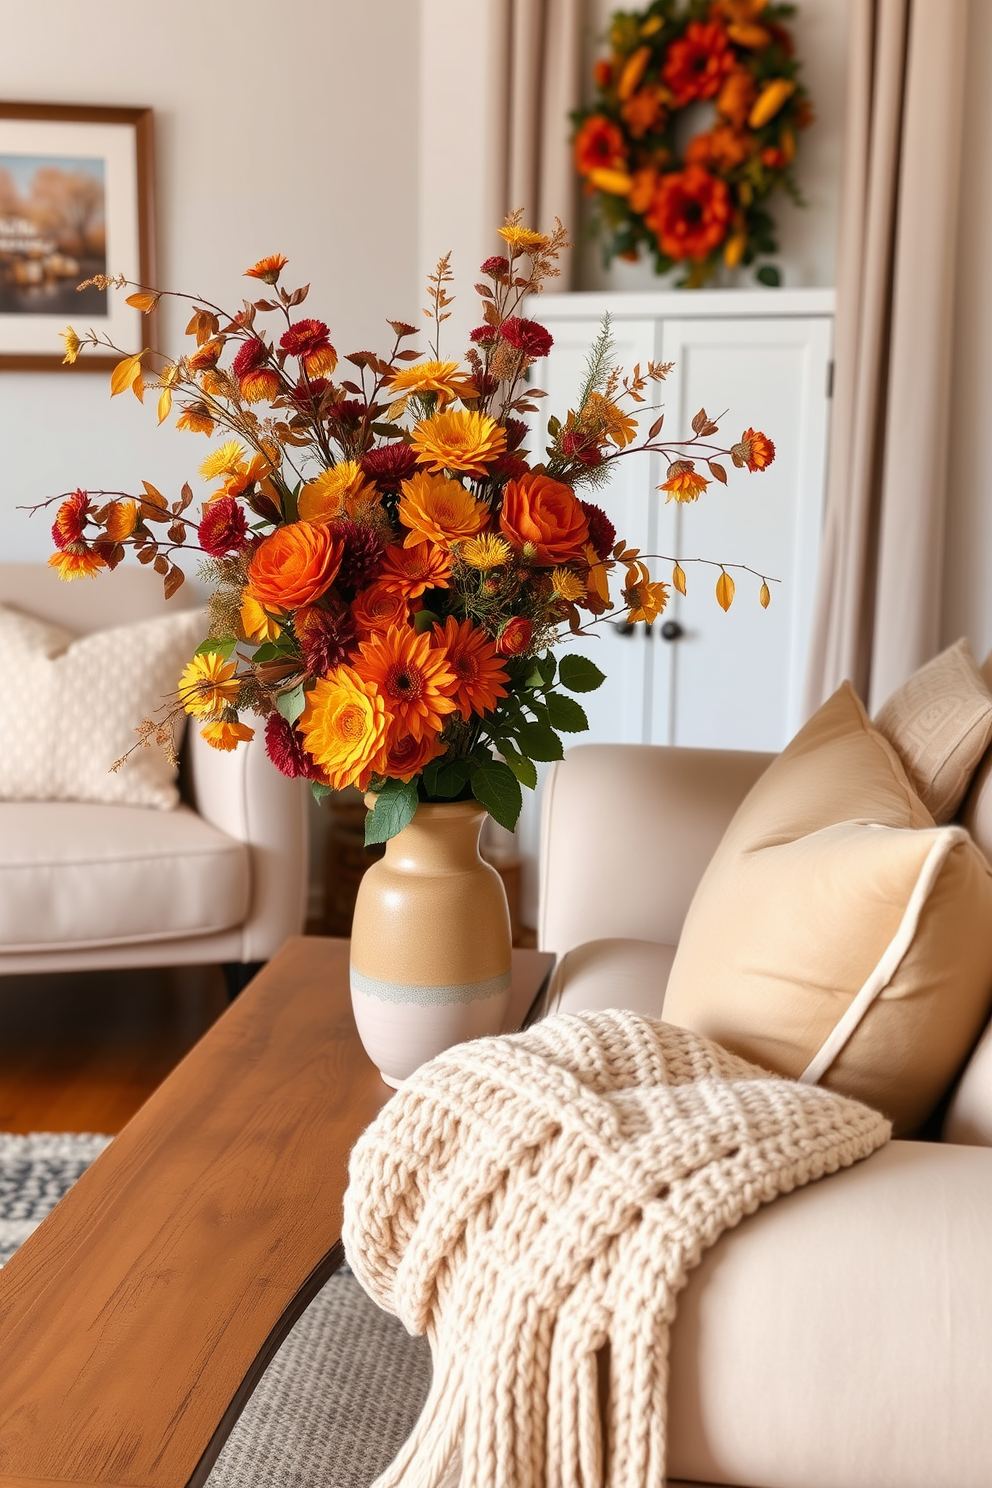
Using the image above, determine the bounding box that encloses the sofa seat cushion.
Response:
[0,802,250,953]
[544,937,676,1018]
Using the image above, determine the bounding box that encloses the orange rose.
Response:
[247,521,343,612]
[499,473,590,566]
[351,581,410,633]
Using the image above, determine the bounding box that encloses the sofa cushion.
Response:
[943,1016,992,1146]
[543,938,676,1018]
[0,602,205,811]
[873,637,992,822]
[0,801,250,952]
[663,683,992,1135]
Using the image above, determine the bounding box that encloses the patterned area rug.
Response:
[0,1132,432,1487]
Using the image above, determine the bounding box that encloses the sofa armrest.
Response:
[538,743,772,958]
[187,726,309,962]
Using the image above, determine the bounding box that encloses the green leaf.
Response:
[756,264,781,287]
[559,653,606,693]
[514,721,564,762]
[537,653,557,687]
[413,607,441,634]
[276,683,306,725]
[422,756,473,799]
[365,778,419,845]
[524,665,544,690]
[310,781,334,803]
[526,699,552,728]
[471,760,523,832]
[546,692,589,733]
[499,746,538,790]
[195,635,237,660]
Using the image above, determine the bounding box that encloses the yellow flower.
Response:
[498,223,548,254]
[748,78,796,130]
[388,359,477,407]
[176,402,215,435]
[410,409,507,477]
[587,168,633,196]
[584,542,612,608]
[240,592,282,643]
[626,580,669,625]
[299,667,390,792]
[584,392,638,448]
[551,566,586,602]
[60,326,82,365]
[47,547,106,581]
[298,461,375,523]
[461,533,512,570]
[177,652,241,719]
[398,471,488,548]
[200,441,248,482]
[104,500,138,541]
[201,718,255,751]
[660,461,709,503]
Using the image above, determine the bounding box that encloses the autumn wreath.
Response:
[573,0,812,287]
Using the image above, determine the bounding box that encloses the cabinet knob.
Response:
[613,620,636,638]
[660,620,684,642]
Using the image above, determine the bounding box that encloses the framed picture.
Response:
[0,102,155,370]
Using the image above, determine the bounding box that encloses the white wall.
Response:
[1,0,421,564]
[577,0,847,292]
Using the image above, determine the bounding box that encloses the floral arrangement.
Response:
[573,0,812,287]
[39,216,774,843]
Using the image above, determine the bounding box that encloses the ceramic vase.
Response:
[350,798,513,1087]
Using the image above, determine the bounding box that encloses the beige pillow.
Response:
[663,683,992,1135]
[873,638,992,822]
[0,602,206,810]
[943,1015,992,1147]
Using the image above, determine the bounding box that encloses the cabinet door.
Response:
[652,316,832,752]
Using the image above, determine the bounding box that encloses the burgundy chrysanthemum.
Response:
[473,372,501,398]
[294,598,357,676]
[470,324,498,346]
[360,443,419,489]
[503,418,528,451]
[498,317,554,359]
[51,489,90,550]
[489,453,531,483]
[325,399,367,427]
[480,255,510,277]
[279,318,333,357]
[264,712,325,781]
[289,376,330,410]
[331,521,386,593]
[197,496,250,558]
[581,501,616,560]
[561,429,604,468]
[232,338,269,377]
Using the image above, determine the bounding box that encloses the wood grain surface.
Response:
[0,937,553,1488]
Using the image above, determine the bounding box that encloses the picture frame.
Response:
[0,102,155,371]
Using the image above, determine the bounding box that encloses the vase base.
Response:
[379,1070,404,1090]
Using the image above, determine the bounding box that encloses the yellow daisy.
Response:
[178,652,241,719]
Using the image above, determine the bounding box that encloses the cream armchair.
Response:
[0,563,307,991]
[539,743,992,1488]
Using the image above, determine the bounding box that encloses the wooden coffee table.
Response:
[0,936,553,1488]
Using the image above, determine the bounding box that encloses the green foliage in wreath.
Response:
[573,0,813,287]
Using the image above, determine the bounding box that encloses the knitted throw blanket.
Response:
[343,1010,890,1488]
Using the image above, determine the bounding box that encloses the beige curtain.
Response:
[804,0,968,714]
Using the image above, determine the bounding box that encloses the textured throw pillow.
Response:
[873,638,992,822]
[663,683,992,1135]
[0,602,206,810]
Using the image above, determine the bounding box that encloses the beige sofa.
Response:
[0,563,308,987]
[539,743,992,1488]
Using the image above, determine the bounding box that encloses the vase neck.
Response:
[383,803,487,873]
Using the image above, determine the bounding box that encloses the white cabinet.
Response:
[517,289,834,921]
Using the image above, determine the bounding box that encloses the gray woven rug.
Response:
[0,1132,432,1487]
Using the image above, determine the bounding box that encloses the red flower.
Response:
[279,319,338,377]
[233,338,280,403]
[580,501,616,559]
[264,711,326,781]
[52,489,90,549]
[593,58,613,89]
[198,496,249,557]
[645,166,732,261]
[480,255,510,277]
[489,453,531,482]
[470,324,499,347]
[361,443,420,489]
[499,317,553,359]
[495,616,534,657]
[561,430,604,467]
[295,597,357,675]
[503,418,528,451]
[331,521,386,593]
[662,21,734,107]
[289,376,331,411]
[326,399,367,427]
[574,114,627,176]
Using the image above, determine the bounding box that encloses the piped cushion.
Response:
[663,683,992,1135]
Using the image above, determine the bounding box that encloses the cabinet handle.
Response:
[613,620,636,638]
[660,620,683,641]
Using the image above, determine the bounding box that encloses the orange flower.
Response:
[241,591,282,643]
[244,253,288,284]
[299,666,390,791]
[499,473,590,566]
[378,542,453,597]
[354,625,458,743]
[410,409,507,477]
[298,462,375,523]
[716,68,757,129]
[47,545,106,581]
[574,114,627,177]
[398,472,489,548]
[432,616,509,721]
[372,729,446,783]
[617,44,652,101]
[626,579,670,624]
[645,166,732,261]
[388,359,477,407]
[201,718,255,751]
[734,428,776,471]
[495,616,533,657]
[686,123,751,173]
[247,521,344,612]
[188,338,224,373]
[629,166,660,215]
[51,490,90,549]
[351,582,411,634]
[497,223,547,254]
[660,460,709,503]
[103,499,138,541]
[621,84,669,139]
[662,21,734,106]
[176,402,215,435]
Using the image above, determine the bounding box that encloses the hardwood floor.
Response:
[0,965,229,1134]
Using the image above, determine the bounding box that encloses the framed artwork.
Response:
[0,102,155,370]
